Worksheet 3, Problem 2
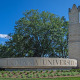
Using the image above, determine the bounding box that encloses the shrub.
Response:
[56,70,60,72]
[40,70,43,73]
[49,73,54,77]
[50,70,53,73]
[27,72,30,74]
[3,74,7,77]
[36,71,38,73]
[0,74,2,77]
[17,70,20,73]
[30,70,33,73]
[27,74,33,78]
[13,71,16,74]
[43,73,48,77]
[20,72,23,74]
[33,74,36,78]
[8,71,11,74]
[45,70,48,73]
[37,74,41,78]
[22,74,26,78]
[57,73,61,76]
[9,73,13,77]
[24,71,26,73]
[17,75,21,78]
[1,71,5,74]
[61,72,67,76]
[33,71,35,74]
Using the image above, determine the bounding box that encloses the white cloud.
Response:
[0,34,10,39]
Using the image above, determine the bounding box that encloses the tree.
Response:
[5,9,68,57]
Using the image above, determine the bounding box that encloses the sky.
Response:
[0,0,80,44]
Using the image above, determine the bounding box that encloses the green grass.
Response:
[0,77,80,80]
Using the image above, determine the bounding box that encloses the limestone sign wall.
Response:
[0,58,77,68]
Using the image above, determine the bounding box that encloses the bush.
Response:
[43,73,48,77]
[13,71,16,74]
[56,70,60,72]
[48,73,54,77]
[27,74,33,78]
[45,70,48,73]
[3,74,7,77]
[17,75,21,78]
[20,72,23,74]
[50,70,53,73]
[22,74,26,78]
[0,74,2,77]
[9,73,13,77]
[40,70,43,73]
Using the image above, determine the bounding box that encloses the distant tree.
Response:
[4,9,68,57]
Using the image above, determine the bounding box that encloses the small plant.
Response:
[49,73,54,77]
[66,73,71,76]
[36,70,38,73]
[17,70,20,73]
[62,72,67,76]
[1,71,5,74]
[45,70,48,73]
[27,72,30,74]
[13,71,16,74]
[0,74,2,77]
[22,74,26,78]
[57,73,61,76]
[56,70,60,72]
[3,74,7,77]
[43,73,48,77]
[50,70,53,73]
[61,70,64,72]
[20,72,23,74]
[40,70,43,73]
[37,74,41,78]
[33,74,36,78]
[9,73,13,77]
[33,71,35,74]
[27,74,33,78]
[24,70,26,73]
[17,75,21,78]
[30,70,33,73]
[8,71,11,74]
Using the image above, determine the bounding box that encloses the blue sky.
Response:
[0,0,80,44]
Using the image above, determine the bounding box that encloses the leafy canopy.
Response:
[1,9,68,58]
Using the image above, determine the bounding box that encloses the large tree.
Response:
[4,9,68,57]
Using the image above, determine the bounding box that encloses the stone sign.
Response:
[0,58,77,69]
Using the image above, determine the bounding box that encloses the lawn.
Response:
[0,77,80,80]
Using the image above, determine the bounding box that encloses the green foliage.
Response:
[27,74,33,78]
[43,73,48,77]
[1,71,5,74]
[0,74,2,77]
[9,73,13,77]
[36,73,41,78]
[50,70,54,73]
[20,72,23,74]
[0,9,68,58]
[48,73,54,77]
[40,70,43,73]
[13,71,16,74]
[3,74,7,77]
[17,75,21,78]
[22,74,26,78]
[45,70,48,73]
